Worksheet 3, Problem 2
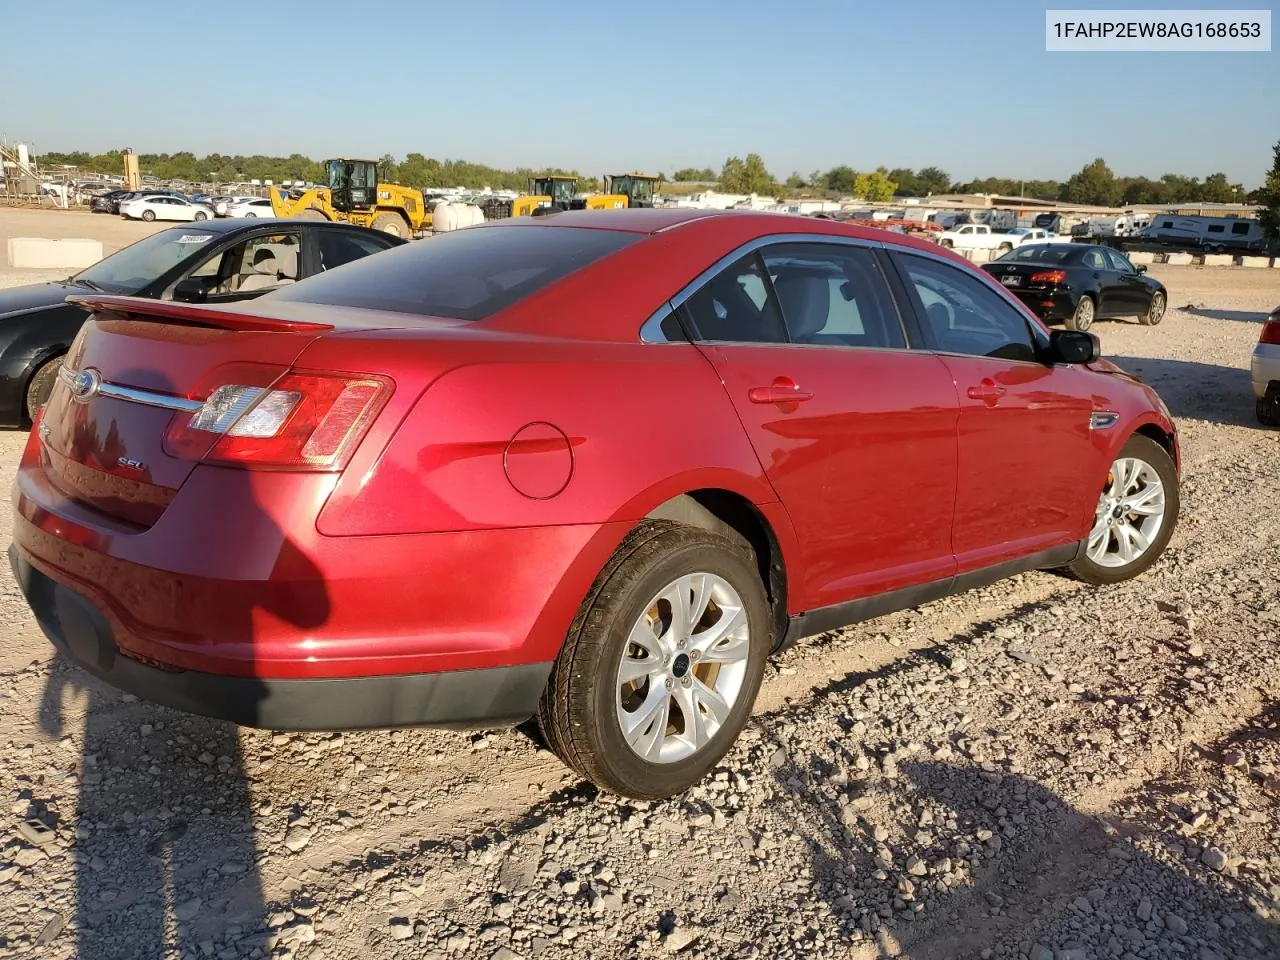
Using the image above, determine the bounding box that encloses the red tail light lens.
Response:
[1260,317,1280,345]
[1030,269,1067,285]
[164,363,393,471]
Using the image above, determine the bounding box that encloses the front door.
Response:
[889,250,1096,572]
[677,240,960,611]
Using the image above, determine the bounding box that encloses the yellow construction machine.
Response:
[270,158,430,237]
[481,172,665,221]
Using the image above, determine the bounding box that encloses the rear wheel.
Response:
[371,212,411,237]
[141,209,156,222]
[1066,434,1179,585]
[997,242,1013,256]
[1258,385,1280,427]
[1140,291,1165,325]
[1067,295,1095,332]
[292,208,329,221]
[25,356,63,424]
[244,212,257,218]
[537,520,770,800]
[193,211,208,221]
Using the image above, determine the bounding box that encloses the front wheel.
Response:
[1067,295,1095,332]
[1066,434,1179,585]
[1140,291,1165,326]
[537,520,770,800]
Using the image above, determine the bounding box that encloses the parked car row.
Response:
[4,208,1182,800]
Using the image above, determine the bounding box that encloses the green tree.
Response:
[672,167,715,181]
[823,165,856,194]
[916,166,951,194]
[784,171,807,191]
[853,170,896,202]
[1200,171,1242,203]
[1061,158,1122,206]
[1257,139,1280,246]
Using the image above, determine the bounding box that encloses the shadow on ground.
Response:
[1109,354,1257,428]
[1183,307,1271,324]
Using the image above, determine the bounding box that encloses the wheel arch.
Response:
[1132,420,1180,473]
[644,490,792,651]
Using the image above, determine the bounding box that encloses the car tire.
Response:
[1067,295,1095,332]
[293,208,329,221]
[940,239,953,248]
[371,213,411,237]
[194,211,207,221]
[1140,291,1165,326]
[244,212,257,218]
[997,243,1013,256]
[1258,386,1280,427]
[25,355,63,425]
[1065,434,1179,586]
[141,210,156,222]
[536,519,771,800]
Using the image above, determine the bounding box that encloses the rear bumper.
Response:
[10,545,552,730]
[1008,288,1075,322]
[1251,344,1280,399]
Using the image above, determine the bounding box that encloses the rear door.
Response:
[888,249,1096,571]
[1078,245,1125,316]
[1101,247,1150,314]
[677,239,959,611]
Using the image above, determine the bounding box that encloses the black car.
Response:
[0,219,404,427]
[981,243,1167,332]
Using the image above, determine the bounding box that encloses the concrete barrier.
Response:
[1128,251,1156,265]
[7,237,104,270]
[1202,254,1233,266]
[1164,252,1193,265]
[1239,256,1271,268]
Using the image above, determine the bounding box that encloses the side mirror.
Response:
[1134,264,1147,274]
[172,278,208,303]
[1049,329,1100,365]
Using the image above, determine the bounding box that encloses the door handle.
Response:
[966,378,1006,401]
[748,376,813,405]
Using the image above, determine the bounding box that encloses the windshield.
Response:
[266,224,639,321]
[613,176,654,203]
[73,228,217,293]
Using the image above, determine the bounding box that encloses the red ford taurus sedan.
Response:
[10,209,1180,799]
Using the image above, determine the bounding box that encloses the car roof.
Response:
[484,207,946,252]
[151,218,395,238]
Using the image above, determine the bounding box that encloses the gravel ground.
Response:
[0,210,1278,960]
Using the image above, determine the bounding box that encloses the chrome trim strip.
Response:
[59,366,203,413]
[1090,411,1120,430]
[639,301,679,344]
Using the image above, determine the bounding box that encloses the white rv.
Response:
[1143,215,1266,251]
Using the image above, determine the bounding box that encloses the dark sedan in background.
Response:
[982,243,1167,332]
[0,219,403,426]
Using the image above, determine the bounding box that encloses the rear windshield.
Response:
[267,224,640,320]
[1001,244,1075,264]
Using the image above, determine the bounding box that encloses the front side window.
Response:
[185,232,302,296]
[1103,248,1134,273]
[897,253,1039,363]
[762,243,905,349]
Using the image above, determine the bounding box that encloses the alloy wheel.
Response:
[616,572,750,764]
[1086,456,1167,568]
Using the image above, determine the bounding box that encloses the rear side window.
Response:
[268,225,639,320]
[317,230,395,271]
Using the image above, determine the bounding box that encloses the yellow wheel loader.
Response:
[479,175,639,220]
[270,158,430,238]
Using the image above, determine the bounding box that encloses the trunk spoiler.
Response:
[66,295,335,333]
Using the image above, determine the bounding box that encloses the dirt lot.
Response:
[0,208,1278,960]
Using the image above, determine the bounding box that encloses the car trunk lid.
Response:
[38,296,333,527]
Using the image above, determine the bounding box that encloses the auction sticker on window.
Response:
[1046,9,1271,51]
[175,235,213,244]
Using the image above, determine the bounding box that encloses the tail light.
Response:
[1260,317,1280,346]
[163,362,393,471]
[1030,269,1067,285]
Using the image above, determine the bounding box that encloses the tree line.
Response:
[36,147,1265,208]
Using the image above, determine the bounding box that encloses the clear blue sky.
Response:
[5,0,1276,185]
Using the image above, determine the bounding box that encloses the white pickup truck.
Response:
[938,224,1065,254]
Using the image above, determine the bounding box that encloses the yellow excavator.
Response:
[270,158,430,238]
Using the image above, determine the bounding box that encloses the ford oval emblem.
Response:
[68,368,102,403]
